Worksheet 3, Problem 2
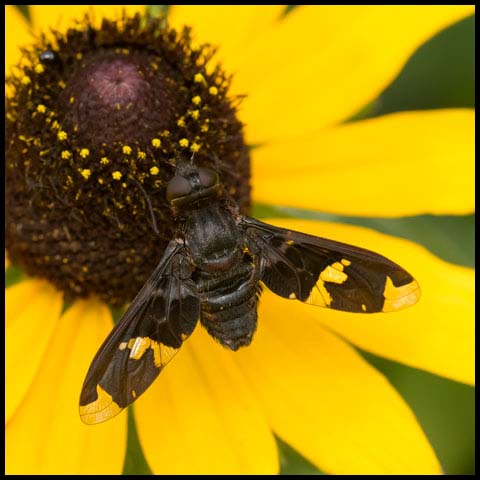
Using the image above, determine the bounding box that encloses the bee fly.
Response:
[80,161,420,424]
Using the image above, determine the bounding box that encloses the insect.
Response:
[79,160,420,424]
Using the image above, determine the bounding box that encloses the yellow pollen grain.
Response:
[57,130,67,141]
[80,169,91,180]
[69,96,75,104]
[194,73,205,83]
[152,138,161,148]
[192,95,201,105]
[100,157,109,165]
[98,178,104,184]
[122,145,132,155]
[112,171,123,180]
[201,124,209,132]
[58,80,66,89]
[177,117,186,127]
[190,142,200,153]
[137,151,146,160]
[150,166,160,175]
[79,148,90,158]
[51,120,60,130]
[209,86,218,95]
[189,109,200,120]
[21,76,31,85]
[122,182,127,188]
[36,104,47,113]
[179,138,189,148]
[34,64,45,74]
[76,52,83,60]
[61,150,72,159]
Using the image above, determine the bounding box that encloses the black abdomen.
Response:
[197,260,260,351]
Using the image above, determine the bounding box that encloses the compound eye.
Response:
[166,175,192,202]
[198,168,219,189]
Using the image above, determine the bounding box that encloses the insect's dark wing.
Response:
[79,240,200,425]
[243,217,420,313]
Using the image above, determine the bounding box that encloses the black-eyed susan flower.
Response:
[5,5,474,475]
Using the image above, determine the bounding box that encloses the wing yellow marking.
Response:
[361,304,367,312]
[122,336,179,368]
[307,279,332,307]
[158,344,178,366]
[382,276,421,312]
[151,341,178,368]
[151,341,162,367]
[289,292,297,299]
[341,258,351,266]
[320,262,348,284]
[79,385,122,425]
[129,337,151,360]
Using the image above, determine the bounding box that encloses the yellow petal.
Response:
[234,5,474,143]
[30,5,146,32]
[234,292,441,474]
[6,280,63,422]
[5,5,32,73]
[6,299,127,474]
[266,218,475,386]
[134,325,279,474]
[168,5,284,74]
[252,109,474,216]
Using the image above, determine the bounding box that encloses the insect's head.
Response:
[166,165,221,209]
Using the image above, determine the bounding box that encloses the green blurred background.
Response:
[9,5,475,475]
